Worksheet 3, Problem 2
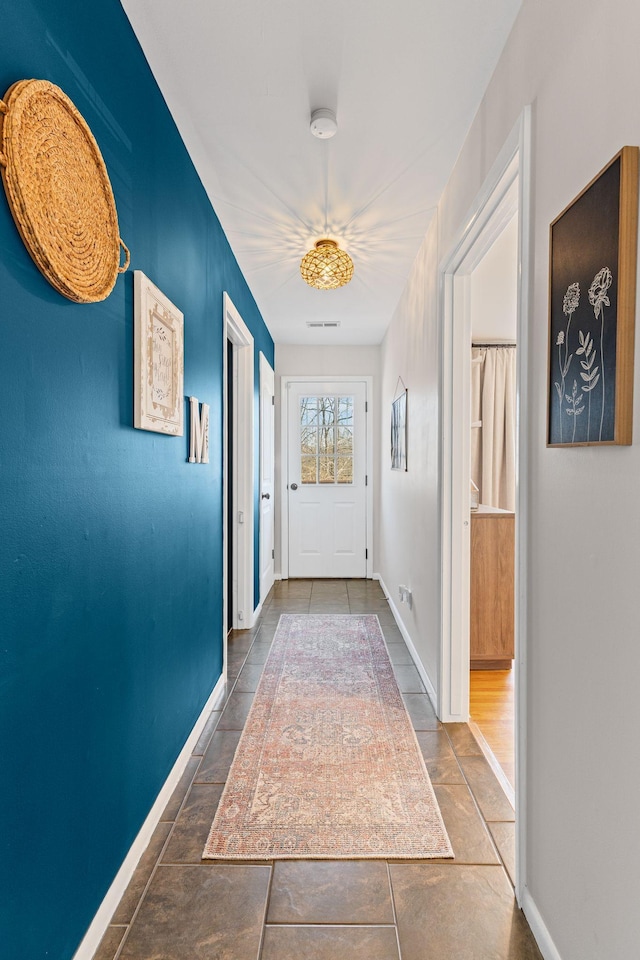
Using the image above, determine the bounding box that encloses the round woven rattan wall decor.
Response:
[0,79,130,303]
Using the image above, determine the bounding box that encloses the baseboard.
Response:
[377,575,438,712]
[251,598,264,626]
[72,674,226,960]
[521,887,564,960]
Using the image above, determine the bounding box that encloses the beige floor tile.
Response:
[392,664,425,693]
[267,861,394,924]
[391,864,542,959]
[118,865,271,960]
[402,693,440,730]
[195,729,242,783]
[246,641,274,664]
[162,784,224,863]
[233,662,266,692]
[431,784,500,864]
[488,821,516,887]
[445,722,484,756]
[192,710,221,756]
[415,730,465,784]
[217,691,255,730]
[261,925,399,960]
[92,926,126,960]
[458,756,515,822]
[386,643,415,665]
[161,756,202,821]
[111,821,172,924]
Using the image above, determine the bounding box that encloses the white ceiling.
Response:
[121,0,522,345]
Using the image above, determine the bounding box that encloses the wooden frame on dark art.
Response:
[391,388,407,470]
[547,146,638,446]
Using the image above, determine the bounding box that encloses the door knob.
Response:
[261,492,270,500]
[290,482,298,490]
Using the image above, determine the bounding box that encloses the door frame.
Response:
[438,107,531,904]
[223,292,255,639]
[259,352,275,606]
[280,375,374,579]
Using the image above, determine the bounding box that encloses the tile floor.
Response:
[92,579,542,960]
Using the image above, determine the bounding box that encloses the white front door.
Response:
[287,380,367,578]
[259,354,275,603]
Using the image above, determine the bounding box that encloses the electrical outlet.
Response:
[399,584,413,608]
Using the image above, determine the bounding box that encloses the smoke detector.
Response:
[310,108,337,139]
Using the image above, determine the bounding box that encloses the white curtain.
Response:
[470,346,516,511]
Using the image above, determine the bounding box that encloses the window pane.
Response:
[338,396,354,426]
[301,456,317,484]
[337,425,353,455]
[337,456,353,484]
[301,426,317,455]
[318,457,335,483]
[319,396,336,422]
[300,397,318,425]
[298,395,356,486]
[318,425,335,454]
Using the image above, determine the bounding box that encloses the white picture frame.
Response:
[134,270,184,435]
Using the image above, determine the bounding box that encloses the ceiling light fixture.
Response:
[300,239,354,290]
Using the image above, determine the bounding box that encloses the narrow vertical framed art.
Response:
[547,146,638,446]
[133,270,184,436]
[391,387,407,470]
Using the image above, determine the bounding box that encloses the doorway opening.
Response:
[280,377,373,580]
[226,337,234,636]
[468,213,518,802]
[259,353,275,607]
[223,293,255,655]
[440,108,531,903]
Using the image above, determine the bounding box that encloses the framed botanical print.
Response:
[547,147,638,446]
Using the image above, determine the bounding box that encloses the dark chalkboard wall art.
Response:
[548,147,638,446]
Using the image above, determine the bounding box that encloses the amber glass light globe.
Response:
[300,239,354,290]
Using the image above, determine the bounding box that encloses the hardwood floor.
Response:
[469,669,514,789]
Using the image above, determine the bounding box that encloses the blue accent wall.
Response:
[0,2,274,958]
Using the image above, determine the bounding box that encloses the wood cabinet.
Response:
[470,505,514,669]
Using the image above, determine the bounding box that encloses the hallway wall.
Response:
[0,3,273,959]
[378,222,441,687]
[381,0,640,956]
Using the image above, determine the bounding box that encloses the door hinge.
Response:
[365,475,368,486]
[365,401,368,412]
[365,548,368,559]
[272,548,275,559]
[272,395,275,405]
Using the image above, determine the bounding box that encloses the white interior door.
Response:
[259,354,275,603]
[287,380,367,578]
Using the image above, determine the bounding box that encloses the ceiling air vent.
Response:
[306,321,341,328]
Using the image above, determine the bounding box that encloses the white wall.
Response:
[470,213,518,341]
[380,1,640,957]
[378,223,441,685]
[274,344,380,576]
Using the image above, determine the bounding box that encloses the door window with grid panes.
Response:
[300,396,354,485]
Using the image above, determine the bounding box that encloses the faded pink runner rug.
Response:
[203,614,453,859]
